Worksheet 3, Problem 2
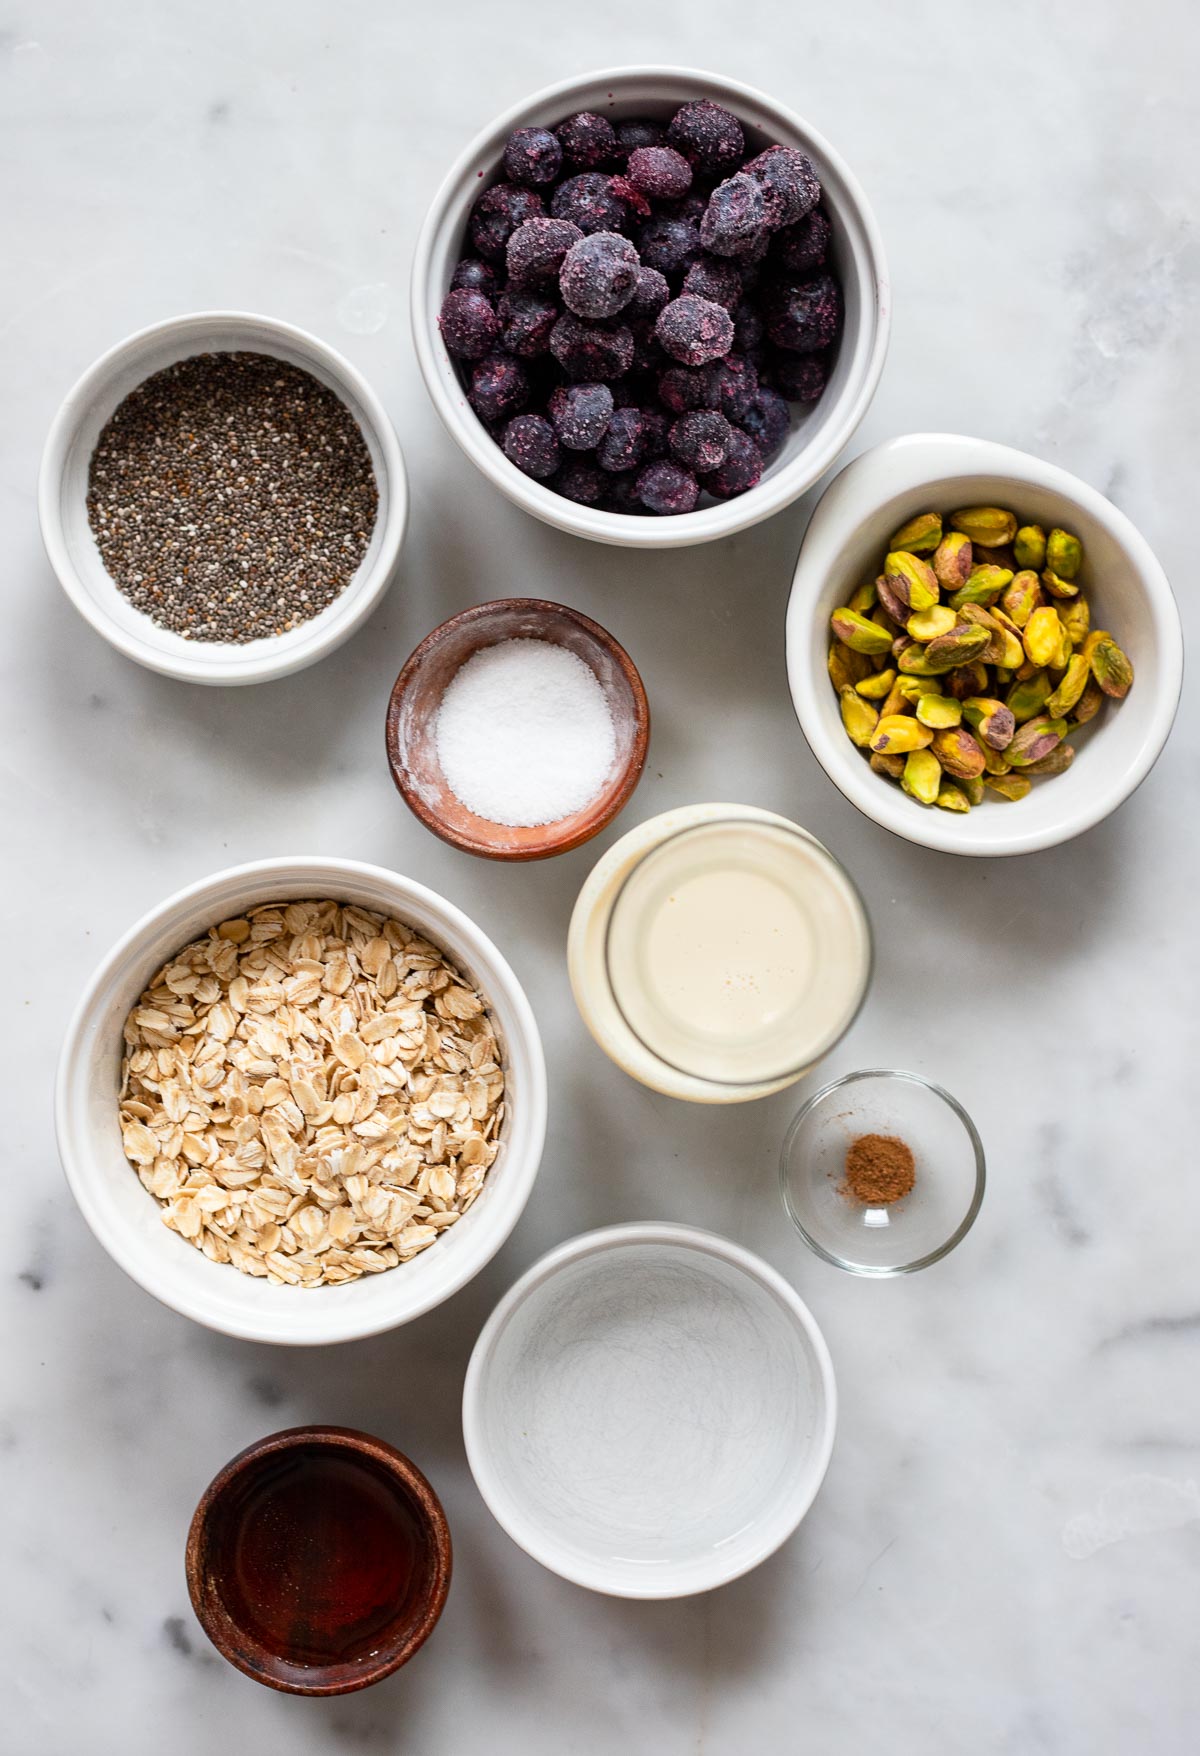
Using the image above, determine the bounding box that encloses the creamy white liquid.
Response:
[605,819,868,1085]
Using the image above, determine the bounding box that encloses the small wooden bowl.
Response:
[185,1426,452,1695]
[385,598,650,860]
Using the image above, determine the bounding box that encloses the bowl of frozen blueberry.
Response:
[412,67,890,547]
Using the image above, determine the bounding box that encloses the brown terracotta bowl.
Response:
[385,598,650,860]
[186,1425,452,1695]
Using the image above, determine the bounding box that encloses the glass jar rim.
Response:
[601,813,873,1089]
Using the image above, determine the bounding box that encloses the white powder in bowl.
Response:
[435,638,618,827]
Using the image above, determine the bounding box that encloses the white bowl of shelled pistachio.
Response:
[787,432,1183,856]
[56,857,546,1343]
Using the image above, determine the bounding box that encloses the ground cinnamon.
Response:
[843,1133,915,1205]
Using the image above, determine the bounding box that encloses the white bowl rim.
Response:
[55,856,547,1344]
[411,64,891,550]
[38,310,409,685]
[787,431,1185,856]
[462,1220,838,1597]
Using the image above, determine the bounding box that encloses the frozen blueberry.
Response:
[503,126,563,188]
[626,316,661,374]
[639,408,668,459]
[468,352,530,424]
[702,427,763,499]
[669,410,732,473]
[741,342,769,380]
[731,298,765,355]
[560,231,641,319]
[497,289,559,356]
[636,212,701,277]
[771,206,832,276]
[738,343,769,381]
[548,382,614,450]
[469,183,545,262]
[603,471,648,515]
[637,458,699,516]
[627,264,670,316]
[550,172,630,235]
[655,294,734,366]
[450,257,500,297]
[444,95,843,519]
[615,117,664,155]
[741,386,790,460]
[702,352,757,424]
[556,111,618,170]
[596,407,649,473]
[502,414,560,479]
[438,288,500,360]
[765,273,843,353]
[506,216,582,288]
[658,365,712,414]
[554,459,607,505]
[627,145,692,201]
[606,174,652,221]
[666,99,745,176]
[772,350,830,403]
[549,312,634,381]
[682,256,741,311]
[700,173,767,258]
[744,146,821,228]
[669,192,708,227]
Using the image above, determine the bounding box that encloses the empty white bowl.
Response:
[55,857,546,1344]
[463,1224,837,1596]
[411,66,890,549]
[787,433,1183,855]
[39,312,407,685]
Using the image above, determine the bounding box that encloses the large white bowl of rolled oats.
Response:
[56,858,547,1344]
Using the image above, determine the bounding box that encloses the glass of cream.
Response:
[568,805,872,1103]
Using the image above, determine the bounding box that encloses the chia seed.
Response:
[86,351,378,643]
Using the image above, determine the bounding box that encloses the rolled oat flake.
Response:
[86,351,378,643]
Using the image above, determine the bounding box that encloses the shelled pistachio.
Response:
[839,686,878,746]
[902,748,942,804]
[949,506,1018,546]
[889,512,942,554]
[1013,525,1047,570]
[985,772,1032,801]
[1008,716,1069,767]
[828,502,1133,812]
[869,715,934,755]
[916,694,962,729]
[855,667,896,700]
[1089,633,1134,697]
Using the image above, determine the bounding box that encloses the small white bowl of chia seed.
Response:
[39,311,407,685]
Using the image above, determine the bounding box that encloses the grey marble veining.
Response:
[3,1,1198,1750]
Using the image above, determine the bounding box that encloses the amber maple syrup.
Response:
[220,1445,426,1668]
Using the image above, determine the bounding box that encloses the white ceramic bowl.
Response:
[411,66,889,549]
[56,858,546,1344]
[463,1224,836,1596]
[39,312,408,685]
[787,433,1184,856]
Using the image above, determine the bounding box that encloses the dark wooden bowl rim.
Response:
[384,597,651,862]
[185,1424,452,1696]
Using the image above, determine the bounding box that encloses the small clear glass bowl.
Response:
[780,1069,985,1276]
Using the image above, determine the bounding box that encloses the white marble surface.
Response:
[3,3,1198,1750]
